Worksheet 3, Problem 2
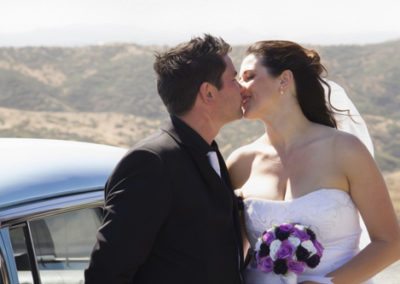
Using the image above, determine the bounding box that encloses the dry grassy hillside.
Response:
[364,115,400,174]
[0,107,160,147]
[385,171,400,221]
[1,41,399,172]
[1,107,399,222]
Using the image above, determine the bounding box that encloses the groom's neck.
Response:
[178,112,220,145]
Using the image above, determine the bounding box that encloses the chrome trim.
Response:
[0,247,10,284]
[0,228,19,284]
[25,222,41,284]
[0,191,104,227]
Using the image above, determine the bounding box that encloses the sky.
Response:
[0,0,399,47]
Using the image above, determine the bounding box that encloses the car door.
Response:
[0,193,104,284]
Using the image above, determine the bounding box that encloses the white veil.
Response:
[326,80,374,157]
[325,80,373,249]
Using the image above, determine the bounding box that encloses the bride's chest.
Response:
[243,190,361,244]
[241,152,341,200]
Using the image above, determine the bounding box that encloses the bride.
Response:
[227,40,400,283]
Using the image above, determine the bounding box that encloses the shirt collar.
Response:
[170,115,219,155]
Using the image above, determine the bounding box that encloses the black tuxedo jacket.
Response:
[85,117,244,284]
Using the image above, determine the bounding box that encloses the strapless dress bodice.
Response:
[243,189,372,283]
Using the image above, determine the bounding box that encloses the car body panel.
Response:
[0,138,127,284]
[0,139,127,211]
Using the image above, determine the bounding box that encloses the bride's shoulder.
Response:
[332,129,369,150]
[315,125,367,150]
[226,143,255,169]
[227,135,269,166]
[331,129,374,163]
[227,136,270,188]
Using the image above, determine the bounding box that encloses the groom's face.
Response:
[213,55,244,123]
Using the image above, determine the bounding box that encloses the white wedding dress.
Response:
[242,82,374,283]
[243,189,372,283]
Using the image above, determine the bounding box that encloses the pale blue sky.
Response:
[0,0,399,46]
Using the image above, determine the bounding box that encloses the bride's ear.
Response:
[279,70,294,88]
[278,70,294,95]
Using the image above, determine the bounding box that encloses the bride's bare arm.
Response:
[326,133,400,283]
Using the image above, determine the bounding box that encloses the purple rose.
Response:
[279,223,294,232]
[276,240,295,259]
[292,227,310,241]
[313,239,324,257]
[287,259,305,275]
[258,257,273,272]
[262,231,275,245]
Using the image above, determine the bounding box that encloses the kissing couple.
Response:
[85,34,400,284]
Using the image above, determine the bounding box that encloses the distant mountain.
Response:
[0,44,164,117]
[0,40,399,172]
[317,40,400,120]
[1,41,399,119]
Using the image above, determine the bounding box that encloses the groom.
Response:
[85,34,244,284]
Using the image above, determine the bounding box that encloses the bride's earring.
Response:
[279,80,285,96]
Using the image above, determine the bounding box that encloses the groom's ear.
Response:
[199,82,215,104]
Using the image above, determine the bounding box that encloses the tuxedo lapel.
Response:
[162,119,244,268]
[187,149,228,193]
[162,122,227,195]
[217,150,245,268]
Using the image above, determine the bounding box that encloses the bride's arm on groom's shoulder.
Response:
[326,132,400,284]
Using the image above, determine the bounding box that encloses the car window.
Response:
[9,225,34,284]
[10,207,102,284]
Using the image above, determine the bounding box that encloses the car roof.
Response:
[0,138,127,210]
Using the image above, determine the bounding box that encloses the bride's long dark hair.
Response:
[247,41,338,128]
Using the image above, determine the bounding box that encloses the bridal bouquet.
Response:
[254,223,324,283]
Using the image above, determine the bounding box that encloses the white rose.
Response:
[301,240,317,255]
[269,239,282,261]
[288,236,301,247]
[294,224,306,231]
[284,271,298,284]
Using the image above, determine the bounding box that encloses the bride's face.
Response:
[239,54,282,119]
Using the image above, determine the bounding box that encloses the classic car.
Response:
[0,138,127,284]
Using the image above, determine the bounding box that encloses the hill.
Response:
[1,40,399,119]
[0,40,399,172]
[385,170,400,220]
[2,107,399,221]
[0,107,160,147]
[0,45,163,117]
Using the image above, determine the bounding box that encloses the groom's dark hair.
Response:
[154,34,231,115]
